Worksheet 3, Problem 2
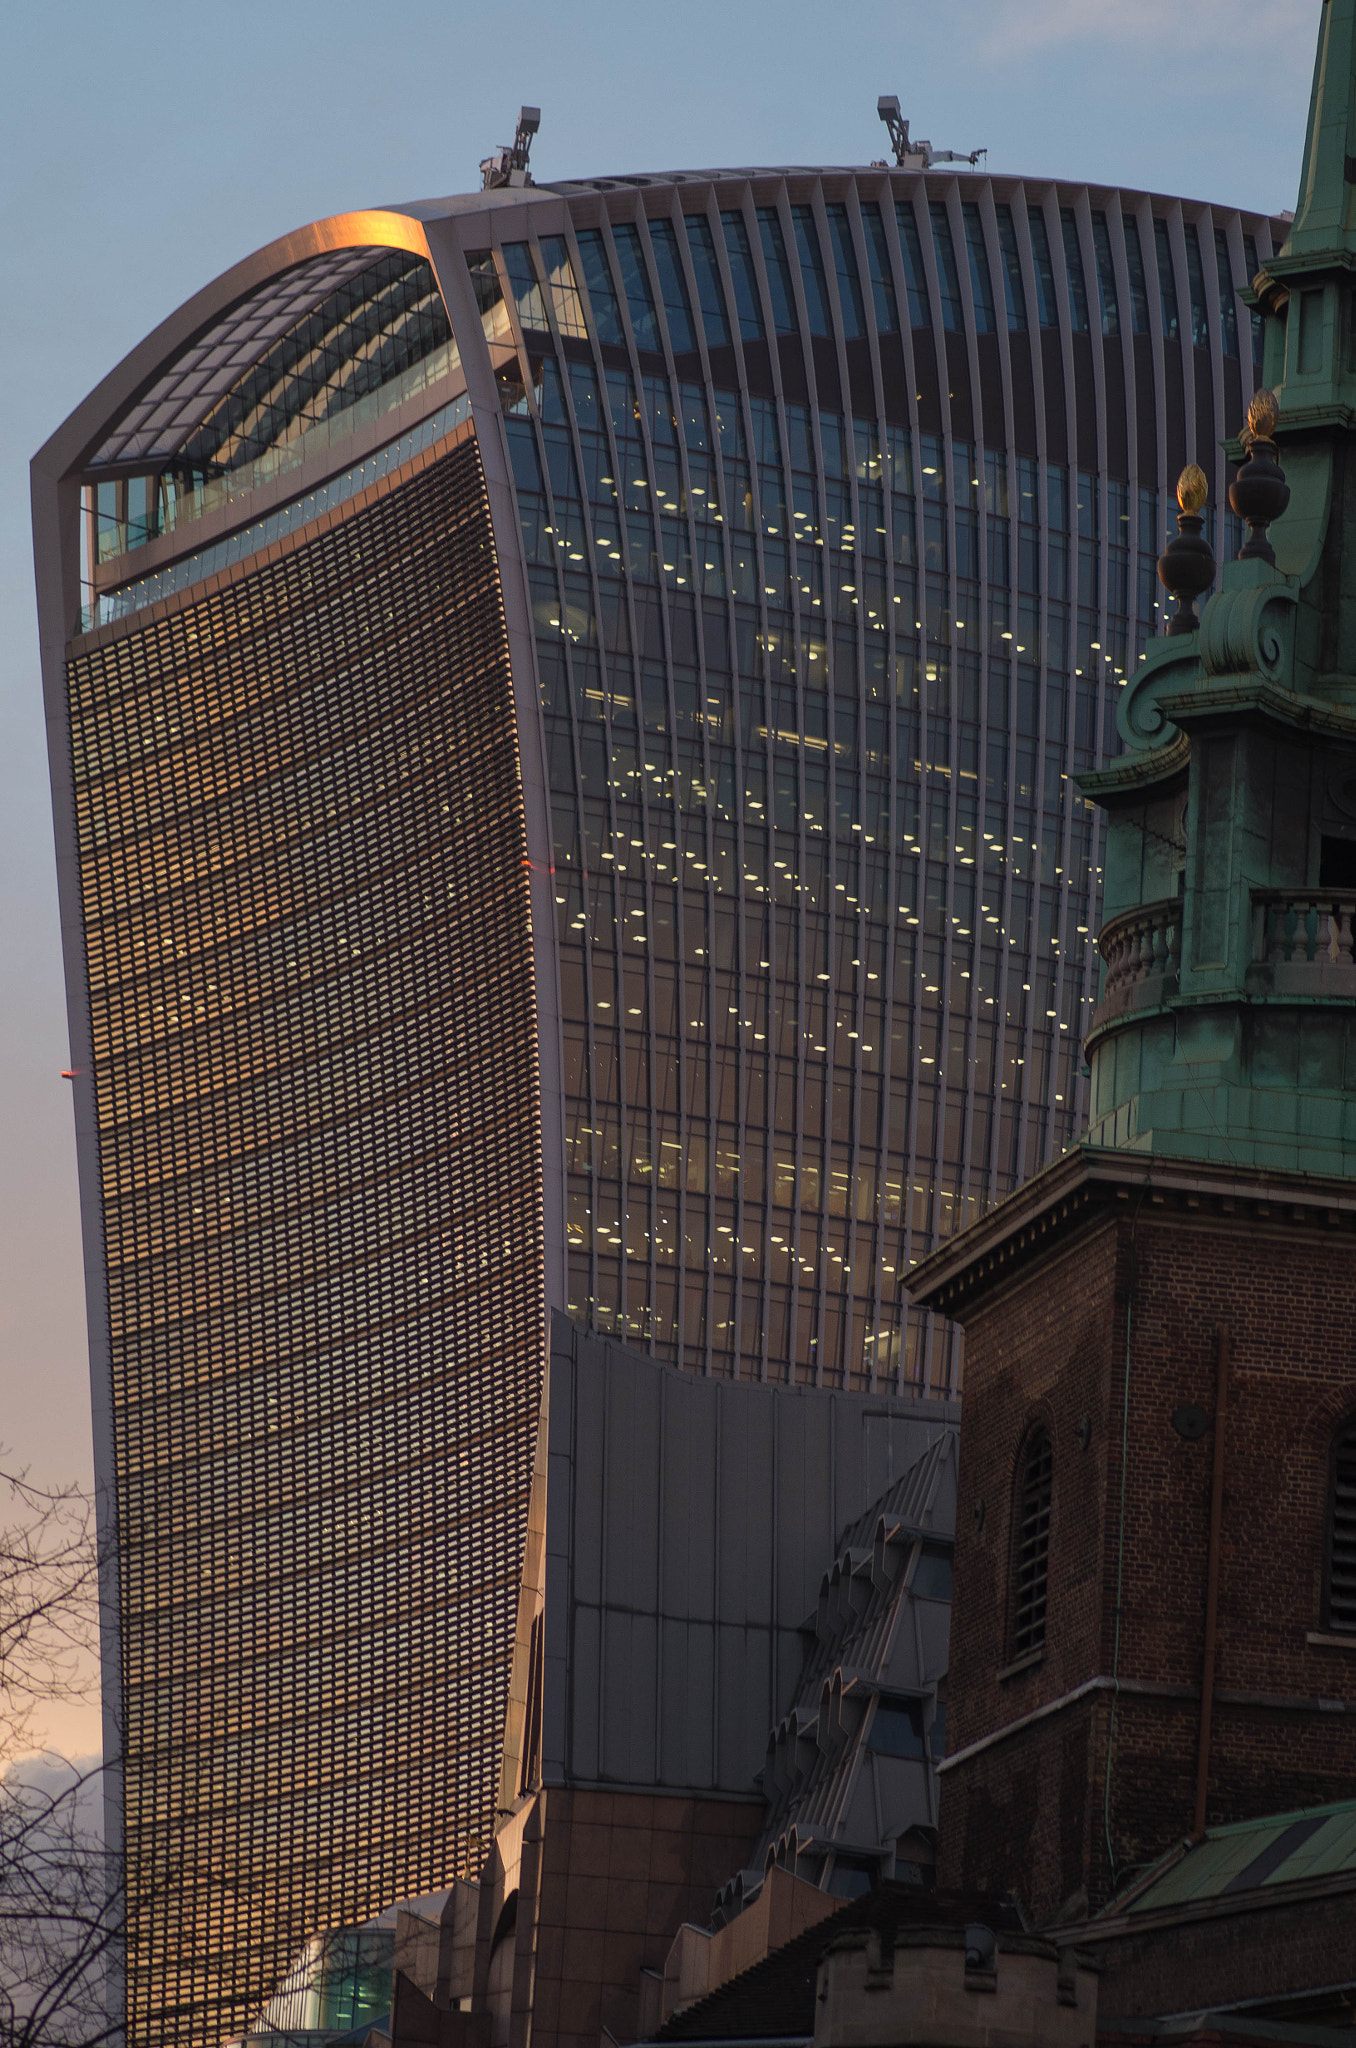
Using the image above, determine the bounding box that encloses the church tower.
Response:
[914,0,1356,1922]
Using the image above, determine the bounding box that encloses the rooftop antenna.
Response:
[876,94,985,171]
[481,106,541,191]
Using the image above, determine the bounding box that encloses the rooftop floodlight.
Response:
[876,94,985,171]
[481,106,542,190]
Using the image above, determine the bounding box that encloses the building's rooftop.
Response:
[1114,1798,1356,1917]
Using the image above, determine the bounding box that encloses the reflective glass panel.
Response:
[502,242,548,332]
[575,228,626,347]
[860,201,900,333]
[962,203,996,335]
[687,215,734,346]
[1090,213,1120,336]
[1027,208,1059,328]
[1184,222,1210,347]
[825,202,867,339]
[929,202,964,332]
[1243,232,1264,363]
[995,205,1027,332]
[895,202,930,327]
[868,1697,925,1759]
[1214,227,1239,358]
[1060,210,1090,334]
[1154,219,1181,340]
[647,218,698,353]
[541,235,589,338]
[720,211,766,340]
[757,207,798,334]
[613,223,662,352]
[791,204,833,336]
[1123,216,1150,335]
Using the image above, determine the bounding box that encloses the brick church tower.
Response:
[911,0,1356,1924]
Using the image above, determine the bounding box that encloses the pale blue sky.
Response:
[0,0,1320,1749]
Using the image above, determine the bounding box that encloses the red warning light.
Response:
[61,1070,77,1080]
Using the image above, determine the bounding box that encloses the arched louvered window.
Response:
[1013,1430,1053,1658]
[1327,1420,1356,1633]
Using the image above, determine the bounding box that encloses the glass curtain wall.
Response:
[485,183,1270,1397]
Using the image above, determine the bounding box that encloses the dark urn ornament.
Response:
[1229,386,1289,565]
[1158,463,1216,636]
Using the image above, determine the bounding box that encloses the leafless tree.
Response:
[0,1461,121,2048]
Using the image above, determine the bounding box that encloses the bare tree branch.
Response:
[0,1455,118,2048]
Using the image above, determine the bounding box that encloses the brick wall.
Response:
[1082,1885,1356,2019]
[929,1167,1356,1921]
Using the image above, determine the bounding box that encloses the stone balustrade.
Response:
[1095,899,1182,1025]
[1253,891,1356,971]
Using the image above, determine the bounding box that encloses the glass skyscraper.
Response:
[32,166,1280,2045]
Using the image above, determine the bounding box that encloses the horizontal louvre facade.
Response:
[64,441,543,2046]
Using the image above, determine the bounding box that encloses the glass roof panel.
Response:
[89,245,453,474]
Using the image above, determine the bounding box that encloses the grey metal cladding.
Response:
[544,1311,957,1794]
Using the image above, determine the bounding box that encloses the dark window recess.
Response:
[1091,212,1120,337]
[1184,222,1211,347]
[1214,228,1239,359]
[912,1540,953,1600]
[612,222,661,352]
[826,1852,878,1900]
[647,219,697,354]
[1013,1430,1052,1656]
[1060,210,1091,334]
[720,211,765,340]
[1328,1418,1356,1633]
[1028,209,1059,329]
[791,204,833,336]
[1124,216,1151,336]
[962,204,996,334]
[686,215,733,347]
[896,202,931,328]
[1153,220,1181,342]
[756,208,798,334]
[868,1695,926,1759]
[861,201,900,333]
[930,202,965,332]
[825,202,867,339]
[1299,287,1326,375]
[1320,837,1356,889]
[996,205,1027,331]
[575,228,626,347]
[1244,233,1264,363]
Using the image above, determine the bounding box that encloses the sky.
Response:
[0,0,1321,1759]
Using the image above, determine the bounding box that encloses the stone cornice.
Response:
[907,1146,1356,1321]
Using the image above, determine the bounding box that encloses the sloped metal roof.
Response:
[1126,1800,1356,1913]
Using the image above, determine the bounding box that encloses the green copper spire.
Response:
[1286,0,1356,259]
[1076,0,1356,1179]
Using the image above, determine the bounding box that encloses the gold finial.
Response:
[1177,463,1209,514]
[1244,387,1279,444]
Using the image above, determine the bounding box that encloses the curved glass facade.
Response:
[493,172,1279,1395]
[34,163,1282,2048]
